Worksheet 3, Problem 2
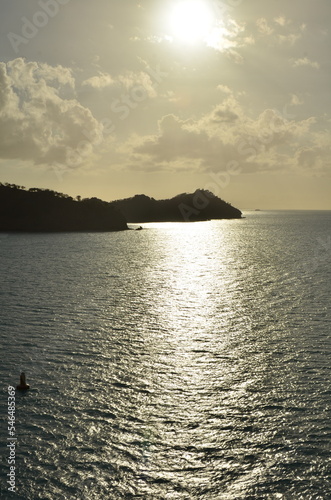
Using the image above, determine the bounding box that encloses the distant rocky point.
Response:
[0,184,241,232]
[111,189,242,222]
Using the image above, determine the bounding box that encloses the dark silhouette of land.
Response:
[0,184,241,232]
[0,183,127,232]
[112,189,242,222]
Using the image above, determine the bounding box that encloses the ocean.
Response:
[0,211,330,499]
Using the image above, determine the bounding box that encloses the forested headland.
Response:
[0,183,127,232]
[112,189,242,222]
[0,184,241,231]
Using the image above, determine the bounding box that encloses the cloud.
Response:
[146,13,251,63]
[290,94,303,106]
[217,85,232,95]
[295,145,331,173]
[274,16,288,27]
[127,92,321,174]
[294,128,331,173]
[208,96,241,124]
[0,58,103,168]
[256,18,274,36]
[205,19,254,60]
[293,57,320,69]
[254,16,303,46]
[117,71,157,98]
[278,33,301,45]
[82,70,157,98]
[82,72,115,89]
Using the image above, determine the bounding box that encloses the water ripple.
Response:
[0,214,330,498]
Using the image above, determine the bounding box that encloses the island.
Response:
[0,184,241,232]
[111,189,242,222]
[0,183,127,232]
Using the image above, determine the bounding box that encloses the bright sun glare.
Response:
[169,1,214,44]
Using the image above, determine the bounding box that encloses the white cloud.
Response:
[256,18,274,36]
[274,16,288,27]
[290,94,303,106]
[295,144,331,173]
[118,71,157,98]
[254,16,303,46]
[0,58,103,168]
[225,49,244,65]
[126,92,321,174]
[82,70,157,98]
[217,85,232,95]
[293,57,320,69]
[296,129,331,173]
[82,72,115,89]
[278,33,301,44]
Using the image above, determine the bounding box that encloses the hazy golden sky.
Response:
[0,0,330,208]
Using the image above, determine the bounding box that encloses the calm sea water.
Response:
[0,211,330,499]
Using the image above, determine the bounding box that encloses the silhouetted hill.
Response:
[0,183,127,232]
[0,184,241,231]
[112,189,242,222]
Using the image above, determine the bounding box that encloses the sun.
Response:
[168,1,214,44]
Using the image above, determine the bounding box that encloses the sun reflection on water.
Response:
[130,221,261,492]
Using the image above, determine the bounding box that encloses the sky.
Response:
[0,0,330,209]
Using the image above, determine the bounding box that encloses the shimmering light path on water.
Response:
[0,211,330,499]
